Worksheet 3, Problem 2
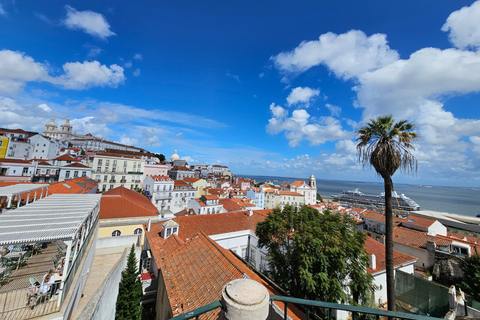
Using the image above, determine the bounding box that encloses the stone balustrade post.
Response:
[222,279,269,320]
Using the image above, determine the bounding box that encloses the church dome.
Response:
[310,174,315,179]
[170,150,180,162]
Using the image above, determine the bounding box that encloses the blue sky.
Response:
[1,0,480,187]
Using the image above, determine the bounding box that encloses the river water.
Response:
[241,175,480,218]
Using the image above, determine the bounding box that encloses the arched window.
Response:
[134,228,142,235]
[112,230,121,237]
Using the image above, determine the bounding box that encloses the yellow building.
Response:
[99,187,161,247]
[0,135,9,158]
[183,177,207,197]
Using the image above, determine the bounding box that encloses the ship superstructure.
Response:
[333,189,420,211]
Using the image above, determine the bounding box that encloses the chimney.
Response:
[147,219,151,232]
[248,209,253,217]
[370,254,376,270]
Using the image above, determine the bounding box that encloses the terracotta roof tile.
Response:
[100,186,158,219]
[64,162,90,168]
[393,226,451,250]
[291,181,305,187]
[144,229,304,320]
[53,154,77,161]
[278,191,303,196]
[365,237,417,273]
[403,215,436,228]
[174,180,191,187]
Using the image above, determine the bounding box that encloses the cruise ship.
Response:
[333,189,420,211]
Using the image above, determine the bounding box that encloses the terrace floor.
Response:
[0,242,65,319]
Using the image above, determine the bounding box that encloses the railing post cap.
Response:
[222,279,269,320]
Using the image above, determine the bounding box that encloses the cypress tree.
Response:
[116,244,142,319]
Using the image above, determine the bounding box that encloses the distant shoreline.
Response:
[239,174,479,191]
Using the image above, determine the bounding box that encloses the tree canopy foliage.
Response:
[461,254,480,301]
[256,205,373,305]
[116,244,142,320]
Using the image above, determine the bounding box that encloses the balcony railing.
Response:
[169,295,444,320]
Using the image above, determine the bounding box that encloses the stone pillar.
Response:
[222,279,269,320]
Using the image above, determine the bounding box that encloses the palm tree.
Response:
[356,115,417,312]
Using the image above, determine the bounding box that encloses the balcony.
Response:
[120,179,127,183]
[109,179,116,183]
[127,171,143,174]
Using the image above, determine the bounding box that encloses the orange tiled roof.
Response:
[403,215,437,228]
[172,210,271,240]
[64,162,90,168]
[363,210,403,225]
[219,198,246,212]
[0,158,34,164]
[53,154,77,161]
[393,226,451,250]
[144,229,304,320]
[172,166,190,171]
[47,177,97,195]
[100,186,158,219]
[183,177,200,183]
[151,175,172,181]
[291,181,305,188]
[278,191,303,196]
[365,237,417,273]
[174,180,191,187]
[203,195,219,200]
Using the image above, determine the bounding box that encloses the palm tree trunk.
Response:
[384,176,396,311]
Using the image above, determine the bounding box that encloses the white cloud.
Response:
[38,103,52,112]
[286,87,320,108]
[133,54,143,60]
[267,104,351,147]
[124,61,132,68]
[0,97,56,132]
[133,68,141,77]
[335,139,356,154]
[182,156,197,163]
[272,30,399,80]
[54,60,125,90]
[441,0,480,50]
[70,116,111,137]
[0,50,48,93]
[63,5,115,40]
[325,103,341,116]
[0,4,6,15]
[87,47,102,58]
[0,50,126,92]
[119,136,139,146]
[259,72,265,78]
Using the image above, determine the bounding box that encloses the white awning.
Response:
[0,184,47,197]
[0,194,101,245]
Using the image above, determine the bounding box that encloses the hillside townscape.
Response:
[2,1,480,320]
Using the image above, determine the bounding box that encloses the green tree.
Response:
[116,244,142,320]
[356,115,417,311]
[461,255,480,301]
[135,188,146,196]
[316,193,323,202]
[154,153,166,163]
[256,205,373,307]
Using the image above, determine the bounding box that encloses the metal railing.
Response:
[169,295,445,320]
[0,285,59,319]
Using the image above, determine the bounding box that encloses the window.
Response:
[112,230,121,237]
[250,247,256,265]
[166,228,172,237]
[109,185,113,190]
[65,171,70,178]
[241,247,247,259]
[113,160,117,166]
[172,227,177,234]
[102,185,106,191]
[134,228,142,235]
[124,161,127,167]
[105,160,110,166]
[74,171,78,178]
[95,175,100,181]
[104,176,108,182]
[82,171,86,177]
